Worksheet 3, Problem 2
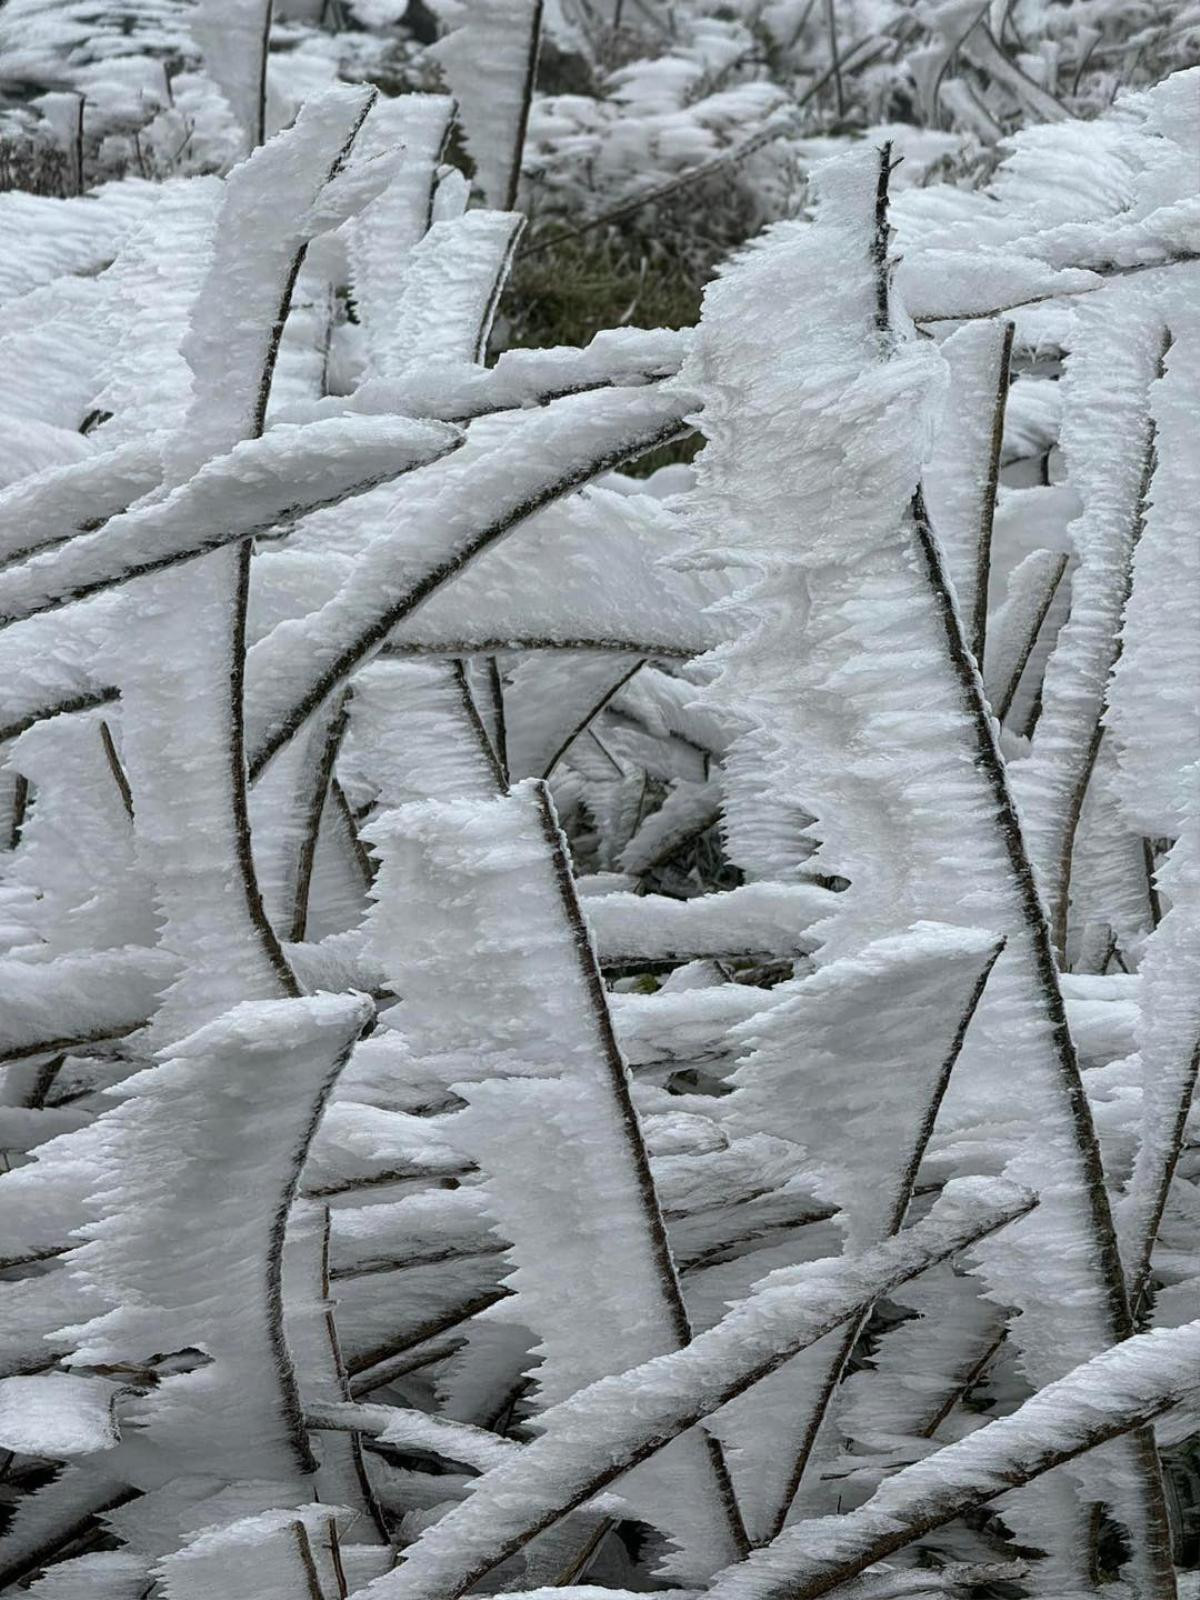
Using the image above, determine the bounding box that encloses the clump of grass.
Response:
[497,232,705,351]
[495,233,708,474]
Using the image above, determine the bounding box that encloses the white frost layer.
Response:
[0,414,458,624]
[584,881,836,965]
[0,1373,120,1458]
[701,1315,1200,1600]
[354,1179,1030,1600]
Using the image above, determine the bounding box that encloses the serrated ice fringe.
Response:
[1107,288,1200,837]
[52,993,370,1485]
[428,0,541,209]
[1010,285,1166,929]
[366,782,743,1578]
[348,94,454,379]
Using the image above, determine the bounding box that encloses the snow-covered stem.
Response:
[753,934,1004,1538]
[351,1179,1034,1600]
[701,1316,1200,1600]
[911,485,1130,1324]
[1015,317,1170,958]
[246,386,691,779]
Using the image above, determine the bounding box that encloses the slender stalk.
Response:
[7,771,27,850]
[0,686,119,748]
[98,719,134,821]
[452,661,508,792]
[387,634,691,658]
[763,941,1004,1537]
[485,657,510,784]
[541,659,645,778]
[232,541,301,996]
[1128,1039,1200,1323]
[971,319,1015,665]
[248,402,690,780]
[327,1518,349,1600]
[292,1520,326,1600]
[533,778,751,1559]
[289,694,351,945]
[502,0,543,213]
[824,0,844,118]
[254,0,274,150]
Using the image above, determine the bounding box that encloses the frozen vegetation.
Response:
[0,2,1197,1598]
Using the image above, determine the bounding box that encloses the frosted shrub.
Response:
[0,15,1197,1600]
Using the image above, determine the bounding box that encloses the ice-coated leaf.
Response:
[0,414,459,625]
[245,383,692,777]
[366,779,748,1578]
[429,0,542,209]
[1117,783,1200,1309]
[922,319,1012,662]
[1011,288,1167,953]
[583,882,836,967]
[53,993,371,1485]
[374,210,524,374]
[351,1178,1032,1600]
[0,948,175,1063]
[347,93,455,379]
[982,547,1069,722]
[0,442,163,568]
[188,0,272,154]
[1107,291,1200,839]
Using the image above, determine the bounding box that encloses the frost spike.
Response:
[430,0,543,210]
[983,548,1070,723]
[921,319,1013,664]
[0,1469,136,1592]
[1011,310,1169,957]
